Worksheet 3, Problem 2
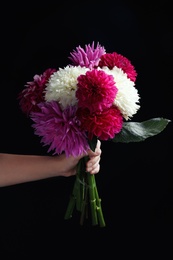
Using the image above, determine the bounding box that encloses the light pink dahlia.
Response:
[99,52,137,82]
[76,106,123,141]
[31,101,89,157]
[76,69,118,113]
[68,42,106,69]
[18,68,56,116]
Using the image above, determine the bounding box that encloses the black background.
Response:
[0,1,173,258]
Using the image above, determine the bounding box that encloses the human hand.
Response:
[85,139,101,174]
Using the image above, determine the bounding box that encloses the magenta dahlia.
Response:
[76,69,118,113]
[31,101,90,157]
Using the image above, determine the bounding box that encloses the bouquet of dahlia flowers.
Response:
[18,42,170,227]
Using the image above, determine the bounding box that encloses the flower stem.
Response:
[87,172,98,225]
[64,160,82,219]
[94,184,106,227]
[64,153,106,227]
[79,184,88,225]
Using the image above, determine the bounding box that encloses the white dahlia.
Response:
[45,65,88,109]
[102,66,140,120]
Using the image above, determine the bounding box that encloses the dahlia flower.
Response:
[31,101,90,157]
[45,65,88,110]
[76,106,123,140]
[18,68,56,115]
[68,41,106,69]
[102,66,140,120]
[76,69,118,112]
[99,52,137,82]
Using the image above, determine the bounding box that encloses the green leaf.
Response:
[111,117,171,143]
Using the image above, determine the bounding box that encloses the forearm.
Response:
[0,153,68,187]
[0,140,101,187]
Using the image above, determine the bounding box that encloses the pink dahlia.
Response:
[68,42,106,69]
[76,69,118,113]
[99,52,137,82]
[31,101,89,157]
[76,106,123,141]
[18,68,56,116]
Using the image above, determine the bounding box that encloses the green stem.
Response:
[79,184,88,225]
[87,172,98,226]
[64,149,106,227]
[64,178,79,219]
[64,160,82,219]
[94,185,106,227]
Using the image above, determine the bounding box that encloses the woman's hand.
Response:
[0,140,102,186]
[60,139,101,177]
[85,139,101,174]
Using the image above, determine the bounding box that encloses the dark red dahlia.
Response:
[76,106,123,140]
[99,52,137,82]
[18,68,56,116]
